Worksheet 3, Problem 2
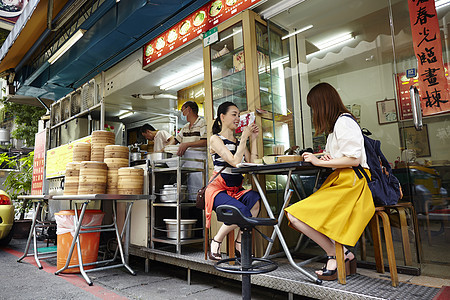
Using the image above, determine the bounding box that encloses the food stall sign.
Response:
[45,135,92,178]
[408,0,450,116]
[31,130,47,195]
[203,27,218,47]
[143,0,264,68]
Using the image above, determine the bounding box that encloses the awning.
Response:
[0,0,211,101]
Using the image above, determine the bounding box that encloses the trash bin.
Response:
[55,209,104,273]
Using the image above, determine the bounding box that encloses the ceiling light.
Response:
[48,29,86,64]
[119,111,134,119]
[132,93,178,100]
[160,67,204,90]
[436,0,450,9]
[260,0,306,19]
[316,33,355,50]
[282,25,313,40]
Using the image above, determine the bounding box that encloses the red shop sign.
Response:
[31,130,47,195]
[408,0,450,117]
[143,0,263,68]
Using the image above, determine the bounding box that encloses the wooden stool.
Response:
[385,202,423,265]
[370,207,399,287]
[337,207,398,287]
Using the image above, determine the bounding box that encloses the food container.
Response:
[163,219,197,239]
[130,152,142,161]
[147,152,173,161]
[159,185,187,202]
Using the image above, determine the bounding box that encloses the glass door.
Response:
[262,0,450,277]
[390,0,450,278]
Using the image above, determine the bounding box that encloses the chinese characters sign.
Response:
[408,0,450,116]
[31,130,46,195]
[143,0,263,68]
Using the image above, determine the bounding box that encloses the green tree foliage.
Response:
[0,151,34,219]
[1,100,46,146]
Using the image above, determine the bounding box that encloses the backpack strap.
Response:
[353,165,371,183]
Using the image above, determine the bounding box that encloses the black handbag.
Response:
[196,167,226,210]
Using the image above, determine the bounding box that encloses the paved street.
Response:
[0,238,302,300]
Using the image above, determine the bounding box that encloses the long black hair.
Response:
[212,102,238,134]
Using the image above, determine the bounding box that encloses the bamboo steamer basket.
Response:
[90,131,115,162]
[117,167,144,195]
[64,162,81,195]
[72,143,91,162]
[104,145,129,159]
[104,158,129,168]
[78,161,107,194]
[92,130,115,141]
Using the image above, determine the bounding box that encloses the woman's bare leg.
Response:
[287,212,338,274]
[234,200,260,252]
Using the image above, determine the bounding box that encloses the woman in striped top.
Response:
[205,101,260,260]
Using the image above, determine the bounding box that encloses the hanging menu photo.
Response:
[143,0,263,68]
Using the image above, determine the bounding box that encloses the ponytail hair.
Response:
[212,101,238,135]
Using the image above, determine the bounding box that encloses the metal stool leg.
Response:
[17,201,41,266]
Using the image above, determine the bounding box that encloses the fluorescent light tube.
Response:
[160,67,204,90]
[119,111,134,119]
[282,25,313,40]
[316,33,354,50]
[260,0,306,19]
[436,0,450,9]
[48,29,86,64]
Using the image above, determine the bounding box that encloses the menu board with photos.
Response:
[143,0,264,68]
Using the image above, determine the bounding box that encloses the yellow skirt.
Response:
[285,168,375,246]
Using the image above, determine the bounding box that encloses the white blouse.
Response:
[325,114,369,169]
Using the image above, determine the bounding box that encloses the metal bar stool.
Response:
[214,205,278,300]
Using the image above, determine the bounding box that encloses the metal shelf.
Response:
[151,237,204,246]
[150,157,206,254]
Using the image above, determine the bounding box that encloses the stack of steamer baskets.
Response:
[78,161,108,194]
[91,130,115,162]
[117,167,144,195]
[63,162,81,195]
[104,145,129,194]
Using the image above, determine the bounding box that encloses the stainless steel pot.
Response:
[130,152,141,161]
[163,219,196,239]
[147,152,173,161]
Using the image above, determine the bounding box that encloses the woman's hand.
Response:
[249,123,259,140]
[320,154,332,161]
[302,152,322,166]
[242,123,258,139]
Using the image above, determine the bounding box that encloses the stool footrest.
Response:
[214,258,278,275]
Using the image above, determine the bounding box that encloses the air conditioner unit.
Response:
[71,90,81,115]
[81,79,97,111]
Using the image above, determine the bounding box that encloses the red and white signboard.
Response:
[408,0,450,117]
[143,0,263,68]
[31,130,46,195]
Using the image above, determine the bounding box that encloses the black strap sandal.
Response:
[209,239,222,261]
[235,240,241,258]
[317,256,338,281]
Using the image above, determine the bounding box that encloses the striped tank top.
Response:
[211,134,244,187]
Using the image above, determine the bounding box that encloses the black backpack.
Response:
[342,115,401,206]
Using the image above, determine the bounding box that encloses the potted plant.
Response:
[0,151,34,238]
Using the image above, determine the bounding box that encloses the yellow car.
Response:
[0,190,14,246]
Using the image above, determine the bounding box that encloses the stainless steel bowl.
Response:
[130,152,142,161]
[147,152,173,161]
[163,219,196,239]
[159,186,187,202]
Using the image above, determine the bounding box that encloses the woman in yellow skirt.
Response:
[285,83,375,281]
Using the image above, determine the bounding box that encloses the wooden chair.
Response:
[336,207,399,287]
